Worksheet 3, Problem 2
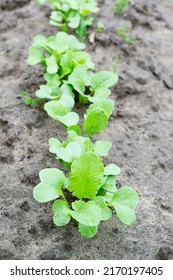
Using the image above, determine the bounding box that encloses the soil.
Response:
[0,0,173,260]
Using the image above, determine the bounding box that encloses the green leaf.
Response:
[36,85,61,100]
[94,196,112,221]
[27,46,44,65]
[73,51,94,69]
[44,73,61,88]
[87,99,114,118]
[94,140,112,157]
[102,175,117,192]
[60,51,74,77]
[36,0,45,5]
[51,32,85,53]
[72,200,85,211]
[68,152,104,199]
[68,13,81,28]
[44,95,76,126]
[104,164,121,176]
[76,18,87,40]
[52,200,71,226]
[112,187,139,209]
[67,130,78,142]
[46,55,58,74]
[44,100,68,119]
[50,11,63,25]
[83,108,108,137]
[82,138,94,153]
[33,168,66,203]
[111,187,139,225]
[68,133,93,153]
[59,94,74,111]
[67,125,81,136]
[88,88,111,102]
[61,84,74,99]
[114,204,136,225]
[49,138,61,154]
[67,201,101,226]
[57,112,79,127]
[56,142,81,163]
[91,71,118,90]
[78,224,98,238]
[96,21,104,32]
[33,35,47,48]
[68,65,90,94]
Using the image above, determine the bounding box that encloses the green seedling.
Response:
[27,32,118,125]
[27,32,92,100]
[36,0,99,40]
[96,21,104,32]
[117,26,139,44]
[114,0,133,14]
[33,126,139,238]
[21,91,43,106]
[36,0,46,5]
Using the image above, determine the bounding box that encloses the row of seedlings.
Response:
[26,0,139,238]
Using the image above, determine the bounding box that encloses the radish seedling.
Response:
[114,0,134,14]
[117,26,139,45]
[27,32,118,125]
[36,0,99,40]
[33,145,139,238]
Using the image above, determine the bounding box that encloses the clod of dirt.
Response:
[156,247,173,260]
[0,0,31,11]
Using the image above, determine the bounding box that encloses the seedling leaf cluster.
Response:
[25,0,139,238]
[36,0,99,40]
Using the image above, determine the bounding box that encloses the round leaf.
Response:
[69,201,101,226]
[57,112,79,127]
[27,46,44,65]
[104,164,121,176]
[49,138,61,154]
[52,200,71,226]
[114,204,136,225]
[33,168,66,203]
[56,142,81,162]
[91,71,118,90]
[78,224,98,238]
[112,187,139,209]
[46,55,58,74]
[112,187,139,225]
[94,140,112,157]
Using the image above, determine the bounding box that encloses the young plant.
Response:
[36,0,99,40]
[114,0,133,14]
[33,126,139,238]
[96,21,104,33]
[27,32,118,126]
[117,26,139,44]
[27,32,92,99]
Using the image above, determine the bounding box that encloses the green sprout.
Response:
[114,0,134,14]
[36,0,99,40]
[117,26,139,44]
[96,21,104,32]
